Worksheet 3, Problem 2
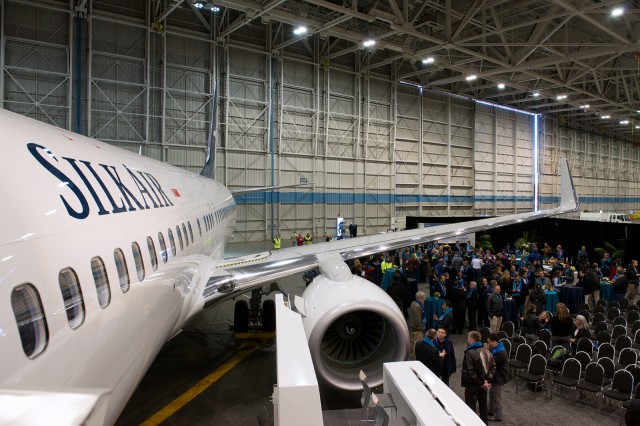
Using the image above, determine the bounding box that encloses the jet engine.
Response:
[299,267,409,391]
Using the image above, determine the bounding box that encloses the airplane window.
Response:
[113,249,130,294]
[92,256,112,305]
[168,228,177,257]
[132,242,145,282]
[182,223,189,247]
[188,221,194,243]
[197,218,202,236]
[11,283,49,359]
[147,236,158,271]
[176,226,184,251]
[58,267,85,329]
[158,232,168,263]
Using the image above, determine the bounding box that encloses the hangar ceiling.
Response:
[144,0,640,142]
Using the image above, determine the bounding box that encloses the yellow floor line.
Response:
[140,349,256,426]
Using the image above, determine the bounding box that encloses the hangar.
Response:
[1,1,639,425]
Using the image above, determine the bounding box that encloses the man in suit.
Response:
[415,329,443,375]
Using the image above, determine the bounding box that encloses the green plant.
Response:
[514,230,540,251]
[476,233,494,252]
[594,241,625,261]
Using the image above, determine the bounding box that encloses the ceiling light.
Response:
[556,95,567,100]
[363,39,376,47]
[293,25,307,35]
[637,110,640,114]
[497,83,505,89]
[611,7,624,17]
[620,120,629,124]
[194,0,204,8]
[532,92,540,97]
[465,74,477,81]
[601,115,610,119]
[421,57,434,64]
[209,5,220,12]
[636,125,640,129]
[580,105,590,109]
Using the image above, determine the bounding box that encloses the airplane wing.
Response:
[203,159,579,306]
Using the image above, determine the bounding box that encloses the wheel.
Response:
[262,299,276,332]
[234,300,249,332]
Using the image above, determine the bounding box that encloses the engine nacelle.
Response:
[300,274,409,391]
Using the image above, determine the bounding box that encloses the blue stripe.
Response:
[541,196,640,204]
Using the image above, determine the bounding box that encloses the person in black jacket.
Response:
[625,260,639,304]
[625,383,640,426]
[415,328,443,375]
[584,264,601,309]
[434,327,456,386]
[461,331,496,424]
[570,314,591,355]
[487,333,510,422]
[487,284,504,334]
[613,267,628,302]
[521,304,544,344]
[466,281,479,331]
[387,270,404,312]
[449,271,468,334]
[434,300,454,337]
[477,277,490,327]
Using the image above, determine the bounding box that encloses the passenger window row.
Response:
[8,206,233,360]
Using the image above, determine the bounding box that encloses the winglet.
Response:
[200,86,217,180]
[560,158,579,211]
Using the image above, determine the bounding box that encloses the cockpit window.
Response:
[147,236,158,271]
[132,242,145,282]
[92,256,113,304]
[59,267,85,329]
[113,249,130,293]
[197,218,202,236]
[11,283,49,359]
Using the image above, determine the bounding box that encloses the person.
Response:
[487,284,504,334]
[584,264,601,308]
[613,267,628,301]
[291,231,298,247]
[487,333,509,423]
[578,245,589,263]
[521,303,543,343]
[304,232,313,245]
[555,245,567,263]
[296,232,304,246]
[302,268,319,286]
[348,222,355,238]
[381,256,396,274]
[387,270,404,312]
[477,278,490,327]
[450,272,467,334]
[434,300,454,336]
[415,329,443,375]
[551,269,563,290]
[512,270,526,316]
[461,331,495,425]
[625,382,640,426]
[472,255,484,285]
[600,252,611,280]
[325,233,332,242]
[535,269,551,291]
[408,291,427,360]
[528,282,546,314]
[434,327,456,386]
[272,234,281,250]
[551,303,573,351]
[436,274,448,298]
[570,314,591,355]
[498,270,511,296]
[466,281,479,331]
[626,260,639,303]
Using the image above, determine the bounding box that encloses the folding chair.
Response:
[550,358,581,401]
[603,370,634,407]
[516,354,548,399]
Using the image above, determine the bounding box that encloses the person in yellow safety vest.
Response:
[304,233,313,245]
[381,256,397,273]
[273,234,281,250]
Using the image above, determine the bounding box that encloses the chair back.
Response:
[618,348,638,368]
[596,330,611,345]
[516,343,533,364]
[371,394,389,426]
[609,301,620,309]
[607,307,621,321]
[539,329,552,347]
[597,342,615,361]
[596,299,608,307]
[594,305,606,315]
[500,338,512,358]
[635,329,640,345]
[614,335,632,352]
[612,325,627,341]
[627,304,639,313]
[619,299,629,310]
[625,365,640,386]
[497,331,508,341]
[583,363,605,387]
[501,321,515,338]
[597,357,615,380]
[578,310,591,323]
[532,340,547,357]
[627,310,640,325]
[613,316,627,328]
[561,358,582,381]
[592,312,606,323]
[576,338,593,356]
[611,370,634,395]
[633,320,640,337]
[528,354,547,376]
[578,303,590,313]
[574,351,591,369]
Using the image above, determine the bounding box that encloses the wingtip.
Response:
[560,158,580,211]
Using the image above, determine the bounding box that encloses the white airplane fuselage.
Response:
[0,110,236,424]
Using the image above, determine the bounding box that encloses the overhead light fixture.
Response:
[293,25,307,35]
[601,115,611,119]
[636,125,640,129]
[465,74,477,81]
[637,110,640,113]
[194,0,204,8]
[421,57,434,64]
[580,105,590,109]
[611,7,624,17]
[497,83,505,89]
[620,120,629,124]
[532,92,540,97]
[363,39,376,47]
[210,5,220,12]
[556,95,567,100]
[193,1,219,12]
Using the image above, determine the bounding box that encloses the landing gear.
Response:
[232,282,281,332]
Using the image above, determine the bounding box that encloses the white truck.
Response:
[579,212,631,223]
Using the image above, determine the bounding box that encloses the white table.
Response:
[383,361,485,426]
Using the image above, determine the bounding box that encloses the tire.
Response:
[234,300,249,332]
[262,299,276,332]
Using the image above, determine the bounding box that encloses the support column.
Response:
[418,87,423,215]
[446,97,451,216]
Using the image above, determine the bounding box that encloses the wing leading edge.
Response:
[203,159,579,307]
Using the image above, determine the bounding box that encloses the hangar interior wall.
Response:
[2,0,639,242]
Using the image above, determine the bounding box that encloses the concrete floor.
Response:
[116,239,633,426]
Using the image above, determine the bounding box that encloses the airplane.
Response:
[0,103,579,424]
